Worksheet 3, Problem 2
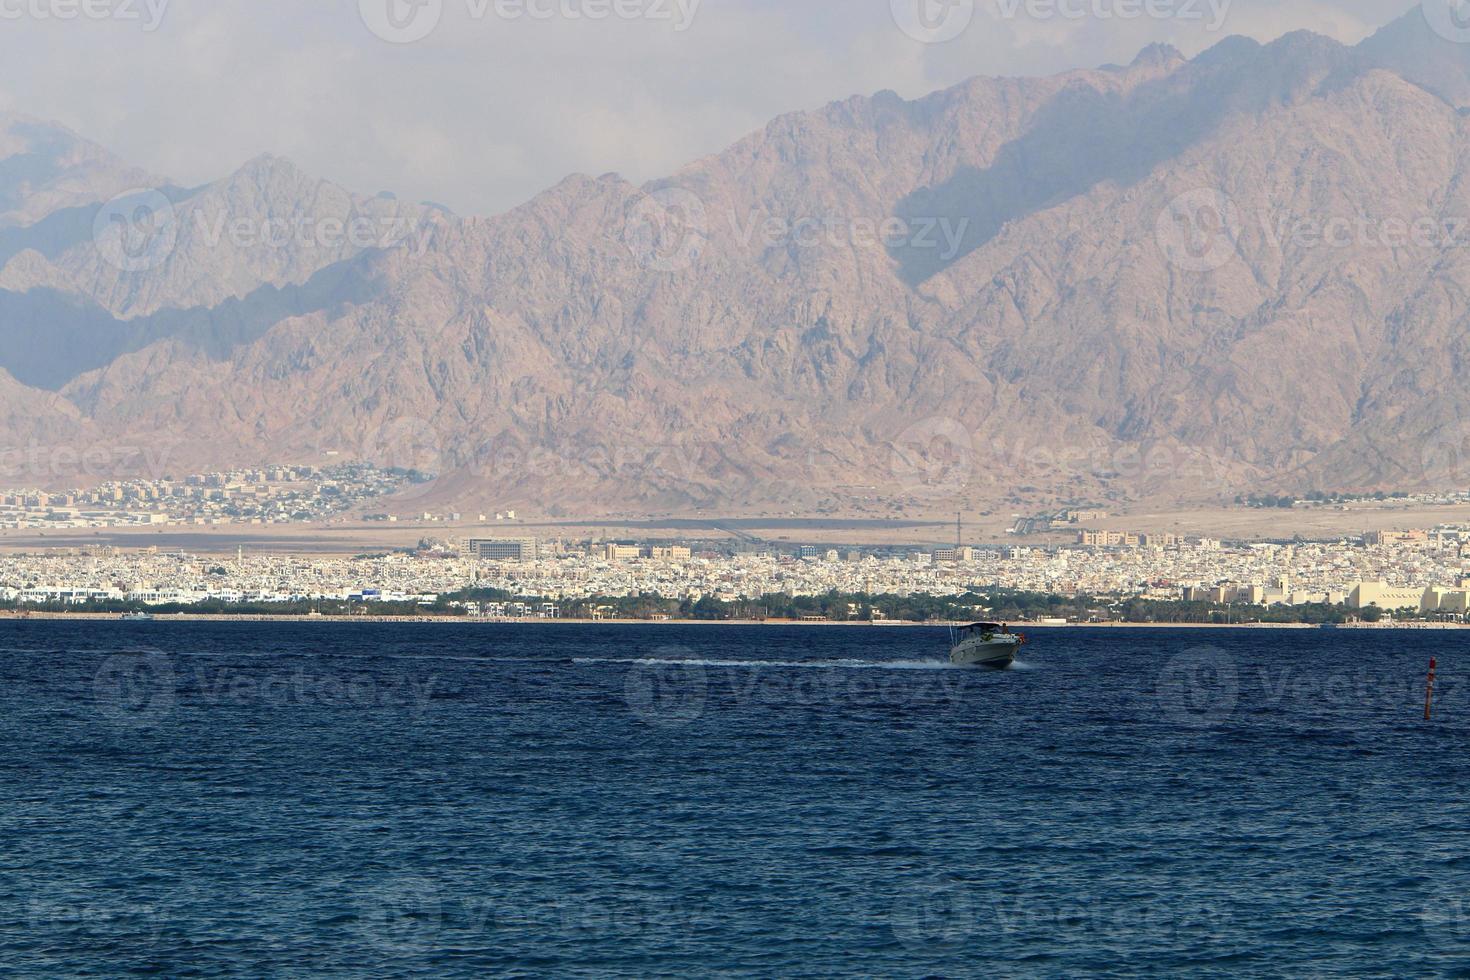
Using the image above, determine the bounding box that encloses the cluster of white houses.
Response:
[1183,579,1470,613]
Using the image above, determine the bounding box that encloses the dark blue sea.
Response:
[1,622,1467,978]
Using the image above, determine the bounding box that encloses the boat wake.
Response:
[572,656,958,671]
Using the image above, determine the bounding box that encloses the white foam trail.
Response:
[573,656,959,671]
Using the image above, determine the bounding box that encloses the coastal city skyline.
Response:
[8,520,1470,621]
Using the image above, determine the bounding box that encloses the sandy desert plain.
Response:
[0,498,1465,555]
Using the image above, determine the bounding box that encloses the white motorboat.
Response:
[949,622,1025,668]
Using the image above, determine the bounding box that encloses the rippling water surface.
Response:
[1,622,1467,977]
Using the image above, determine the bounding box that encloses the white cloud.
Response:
[0,0,1419,215]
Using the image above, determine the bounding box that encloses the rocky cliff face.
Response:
[4,8,1470,515]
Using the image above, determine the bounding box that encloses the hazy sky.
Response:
[0,0,1412,215]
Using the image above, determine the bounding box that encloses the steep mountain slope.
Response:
[0,113,157,229]
[1358,3,1470,108]
[0,153,436,390]
[0,367,95,487]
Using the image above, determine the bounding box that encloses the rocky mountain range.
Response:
[6,6,1470,517]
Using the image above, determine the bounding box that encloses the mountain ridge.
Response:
[3,6,1470,517]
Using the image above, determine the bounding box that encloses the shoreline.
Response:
[0,613,1459,629]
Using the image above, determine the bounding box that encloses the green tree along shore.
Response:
[0,589,1421,625]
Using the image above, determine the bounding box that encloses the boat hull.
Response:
[949,637,1020,669]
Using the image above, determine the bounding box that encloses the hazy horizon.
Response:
[0,0,1402,216]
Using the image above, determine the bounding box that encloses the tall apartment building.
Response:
[463,537,539,561]
[1078,530,1140,548]
[1140,533,1181,548]
[1348,581,1436,610]
[1364,530,1429,547]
